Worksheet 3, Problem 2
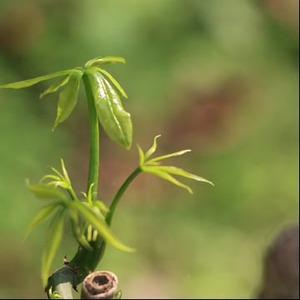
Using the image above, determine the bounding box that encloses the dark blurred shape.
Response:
[257,224,299,299]
[0,1,45,53]
[165,79,248,154]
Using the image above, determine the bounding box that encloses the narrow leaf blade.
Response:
[68,209,93,252]
[145,135,161,161]
[137,145,145,166]
[85,56,125,67]
[23,201,62,242]
[142,167,193,194]
[41,208,65,287]
[40,75,71,99]
[0,69,76,89]
[147,149,191,164]
[70,202,135,252]
[86,70,132,149]
[147,166,214,186]
[53,72,82,130]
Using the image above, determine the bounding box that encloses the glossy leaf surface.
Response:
[86,69,132,149]
[92,67,128,98]
[53,72,83,130]
[0,69,75,89]
[42,208,65,287]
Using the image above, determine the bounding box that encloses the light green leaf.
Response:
[41,208,65,287]
[142,167,193,194]
[137,145,145,166]
[50,167,64,180]
[86,70,132,149]
[146,166,214,186]
[68,208,93,252]
[23,201,63,242]
[40,75,71,99]
[147,149,191,164]
[93,200,109,213]
[70,202,135,253]
[0,69,76,89]
[27,181,68,200]
[85,56,125,67]
[86,183,94,204]
[60,159,70,184]
[40,175,62,183]
[92,67,128,98]
[46,181,69,189]
[145,135,161,161]
[53,72,82,131]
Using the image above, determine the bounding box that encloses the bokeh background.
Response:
[0,0,298,298]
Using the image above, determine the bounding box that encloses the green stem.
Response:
[83,73,99,200]
[106,167,142,226]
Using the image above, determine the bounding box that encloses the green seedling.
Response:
[0,56,213,298]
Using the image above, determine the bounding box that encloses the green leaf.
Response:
[23,201,63,242]
[142,167,193,194]
[0,69,76,89]
[70,202,135,253]
[85,56,125,68]
[92,67,128,98]
[60,159,70,184]
[27,181,68,200]
[147,149,191,164]
[68,208,93,252]
[145,135,161,161]
[146,166,214,186]
[40,75,71,99]
[40,175,62,183]
[41,208,65,287]
[137,145,145,166]
[50,167,64,180]
[53,72,82,131]
[86,183,94,204]
[46,181,69,189]
[86,70,132,149]
[93,200,109,213]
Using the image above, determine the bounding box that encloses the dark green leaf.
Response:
[41,208,65,287]
[53,72,82,131]
[0,69,76,89]
[86,70,132,149]
[40,75,71,99]
[27,181,68,200]
[70,202,135,252]
[23,201,63,242]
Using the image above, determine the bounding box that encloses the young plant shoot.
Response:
[0,56,213,298]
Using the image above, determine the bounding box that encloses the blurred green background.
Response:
[0,0,298,298]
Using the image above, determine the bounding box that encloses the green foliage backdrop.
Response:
[0,0,298,298]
